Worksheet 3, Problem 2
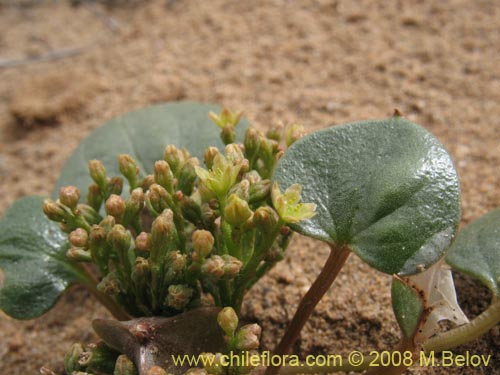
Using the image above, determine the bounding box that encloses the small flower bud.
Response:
[131,189,145,204]
[199,353,224,375]
[224,194,252,227]
[69,228,89,248]
[132,257,151,282]
[146,184,166,214]
[59,222,71,233]
[180,196,202,224]
[90,224,107,246]
[107,225,132,253]
[235,324,261,350]
[201,203,217,224]
[164,145,183,175]
[178,158,198,196]
[266,123,284,142]
[89,160,107,187]
[151,210,174,245]
[217,307,238,336]
[79,342,118,373]
[43,199,67,222]
[76,203,101,225]
[175,190,183,201]
[118,154,139,188]
[224,144,245,164]
[106,194,126,220]
[180,147,192,160]
[59,186,81,210]
[244,128,261,160]
[220,123,236,145]
[222,255,243,278]
[64,343,84,374]
[239,158,250,176]
[275,149,285,162]
[87,184,103,211]
[108,177,124,196]
[253,206,279,235]
[141,174,155,190]
[99,216,116,231]
[166,284,194,310]
[285,124,305,147]
[97,272,121,295]
[259,137,274,160]
[201,255,225,278]
[280,226,291,236]
[192,230,215,259]
[249,179,271,203]
[245,170,262,184]
[147,366,167,375]
[229,179,250,201]
[125,188,145,218]
[135,232,151,251]
[200,293,215,307]
[169,250,187,269]
[154,160,174,193]
[165,250,187,281]
[204,147,219,169]
[265,245,285,262]
[114,355,137,375]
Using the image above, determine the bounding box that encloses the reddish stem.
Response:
[266,243,351,375]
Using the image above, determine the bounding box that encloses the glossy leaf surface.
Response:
[392,277,424,339]
[0,196,85,319]
[273,116,461,275]
[447,209,500,296]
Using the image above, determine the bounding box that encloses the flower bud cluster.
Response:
[64,342,121,375]
[184,307,262,375]
[42,108,315,319]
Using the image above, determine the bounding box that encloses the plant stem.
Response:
[80,264,131,321]
[266,243,351,375]
[423,297,500,353]
[86,284,132,321]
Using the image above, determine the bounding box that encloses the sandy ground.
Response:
[0,1,499,374]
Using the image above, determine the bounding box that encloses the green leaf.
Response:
[273,116,461,275]
[447,209,500,296]
[0,196,86,319]
[54,102,248,197]
[392,277,424,339]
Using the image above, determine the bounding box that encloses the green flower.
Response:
[195,154,242,199]
[209,108,243,128]
[271,182,317,224]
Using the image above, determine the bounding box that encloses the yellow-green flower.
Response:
[271,182,317,224]
[195,154,242,199]
[209,108,243,128]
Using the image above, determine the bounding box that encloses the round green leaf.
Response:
[447,209,500,296]
[392,277,424,339]
[273,116,460,275]
[0,196,87,319]
[54,102,247,197]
